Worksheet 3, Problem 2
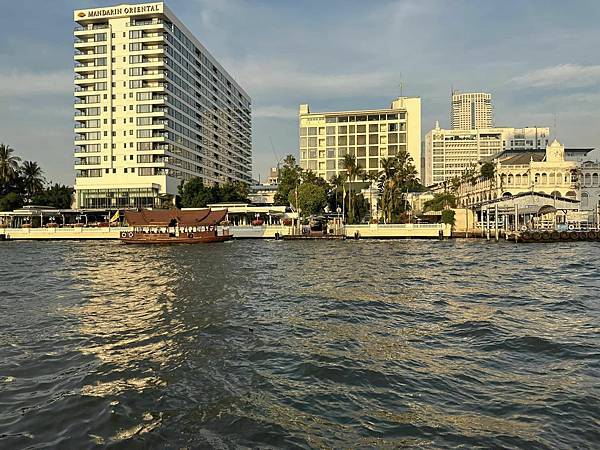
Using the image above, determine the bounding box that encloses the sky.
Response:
[0,0,599,185]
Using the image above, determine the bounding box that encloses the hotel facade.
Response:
[451,91,493,130]
[73,2,252,209]
[299,97,422,181]
[424,123,551,186]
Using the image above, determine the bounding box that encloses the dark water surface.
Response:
[0,240,599,449]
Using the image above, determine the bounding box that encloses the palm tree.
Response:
[342,154,364,223]
[378,157,399,222]
[21,161,45,201]
[0,144,21,187]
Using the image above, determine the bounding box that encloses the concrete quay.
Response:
[2,223,450,240]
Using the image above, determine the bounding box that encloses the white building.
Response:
[73,2,252,209]
[424,123,551,186]
[451,92,493,130]
[456,140,599,213]
[299,97,422,181]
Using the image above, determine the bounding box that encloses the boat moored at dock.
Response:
[121,208,232,244]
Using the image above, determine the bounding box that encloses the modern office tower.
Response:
[451,91,493,130]
[73,2,252,209]
[424,123,550,185]
[298,97,422,181]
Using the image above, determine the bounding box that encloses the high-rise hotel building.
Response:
[299,97,422,181]
[424,123,550,186]
[73,2,252,209]
[451,92,492,130]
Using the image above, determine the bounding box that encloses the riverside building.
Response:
[424,123,551,185]
[451,91,493,130]
[299,97,422,181]
[73,2,252,209]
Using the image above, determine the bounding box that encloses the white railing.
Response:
[351,223,442,229]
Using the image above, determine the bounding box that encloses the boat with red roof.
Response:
[121,208,232,244]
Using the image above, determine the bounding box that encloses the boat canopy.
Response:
[125,208,228,227]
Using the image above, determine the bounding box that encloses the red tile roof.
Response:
[125,208,224,227]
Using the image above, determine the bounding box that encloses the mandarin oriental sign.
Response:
[77,3,162,19]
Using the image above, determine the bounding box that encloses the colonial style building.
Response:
[456,140,599,212]
[299,97,422,181]
[73,2,252,209]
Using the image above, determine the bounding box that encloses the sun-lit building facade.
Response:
[424,123,551,186]
[451,91,493,130]
[73,2,252,209]
[298,97,422,182]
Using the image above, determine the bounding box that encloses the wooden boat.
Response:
[121,208,232,244]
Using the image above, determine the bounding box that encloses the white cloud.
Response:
[0,70,72,96]
[229,59,398,99]
[511,64,600,88]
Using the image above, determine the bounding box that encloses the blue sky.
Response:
[0,0,599,184]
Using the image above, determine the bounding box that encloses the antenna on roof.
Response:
[398,72,403,98]
[553,112,559,141]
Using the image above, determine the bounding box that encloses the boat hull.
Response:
[120,232,232,244]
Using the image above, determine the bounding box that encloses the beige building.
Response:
[73,2,252,209]
[299,97,422,181]
[451,91,493,130]
[424,123,551,185]
[456,140,584,207]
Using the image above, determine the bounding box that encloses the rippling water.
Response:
[1,239,599,448]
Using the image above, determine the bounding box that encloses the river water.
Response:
[0,239,598,449]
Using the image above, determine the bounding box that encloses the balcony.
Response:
[127,18,164,29]
[74,23,109,32]
[74,145,100,154]
[74,97,101,105]
[75,157,101,166]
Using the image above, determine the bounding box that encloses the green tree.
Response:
[480,162,495,180]
[288,182,327,216]
[274,155,302,206]
[0,192,23,212]
[178,177,217,208]
[327,173,345,213]
[378,149,421,223]
[341,154,364,224]
[220,181,249,203]
[31,184,74,209]
[21,161,45,200]
[423,192,457,212]
[0,144,21,190]
[441,209,456,225]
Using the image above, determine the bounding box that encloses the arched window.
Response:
[534,173,540,183]
[549,172,556,185]
[508,174,514,185]
[541,173,548,184]
[593,173,599,186]
[584,173,591,187]
[515,174,522,185]
[581,192,589,209]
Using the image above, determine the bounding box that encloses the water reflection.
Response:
[0,240,598,448]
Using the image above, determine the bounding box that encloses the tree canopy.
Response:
[0,143,73,211]
[274,155,302,206]
[178,177,249,208]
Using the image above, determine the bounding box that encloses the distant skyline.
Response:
[1,0,599,184]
